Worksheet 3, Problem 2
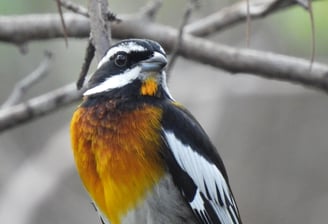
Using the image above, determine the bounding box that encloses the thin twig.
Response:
[59,0,89,17]
[0,11,328,132]
[110,17,328,92]
[55,0,69,46]
[185,0,306,37]
[77,38,95,90]
[139,0,163,20]
[295,0,310,9]
[58,0,121,22]
[0,0,319,44]
[166,1,196,76]
[0,13,327,92]
[307,0,316,70]
[246,0,251,46]
[0,83,82,132]
[1,51,53,108]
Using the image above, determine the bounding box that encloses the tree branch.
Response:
[0,13,328,94]
[139,0,163,20]
[58,0,121,22]
[112,19,328,91]
[0,14,90,44]
[59,0,89,17]
[77,38,95,89]
[1,51,52,108]
[0,2,327,132]
[166,1,196,75]
[185,0,317,37]
[87,0,111,61]
[54,0,69,46]
[0,83,82,132]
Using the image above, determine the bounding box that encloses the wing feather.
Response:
[161,102,242,224]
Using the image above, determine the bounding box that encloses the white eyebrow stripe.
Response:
[97,42,147,69]
[83,67,142,96]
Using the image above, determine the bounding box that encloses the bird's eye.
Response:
[114,53,128,67]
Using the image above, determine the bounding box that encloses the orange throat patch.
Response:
[140,76,158,96]
[70,103,165,224]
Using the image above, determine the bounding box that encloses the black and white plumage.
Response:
[160,103,241,224]
[78,38,242,224]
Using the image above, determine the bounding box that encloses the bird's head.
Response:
[83,39,172,100]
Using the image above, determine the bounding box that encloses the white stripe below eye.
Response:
[164,131,237,224]
[97,42,147,68]
[83,67,142,96]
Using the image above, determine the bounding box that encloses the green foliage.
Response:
[278,1,328,56]
[0,0,56,14]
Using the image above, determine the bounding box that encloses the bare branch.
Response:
[307,0,316,70]
[166,1,195,75]
[77,38,95,89]
[0,13,328,95]
[87,0,111,61]
[1,51,52,108]
[59,0,121,22]
[185,0,318,37]
[0,14,90,44]
[54,0,69,46]
[111,18,328,93]
[245,0,251,46]
[99,0,114,40]
[0,83,82,132]
[295,0,311,9]
[139,0,163,20]
[0,0,326,132]
[59,0,89,17]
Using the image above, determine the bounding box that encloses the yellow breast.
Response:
[70,102,165,224]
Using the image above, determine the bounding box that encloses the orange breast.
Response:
[70,101,165,224]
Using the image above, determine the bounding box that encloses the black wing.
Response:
[160,101,241,224]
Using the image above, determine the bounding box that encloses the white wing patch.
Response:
[164,131,239,224]
[98,42,146,68]
[83,67,142,96]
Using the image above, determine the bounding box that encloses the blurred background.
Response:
[1,0,328,223]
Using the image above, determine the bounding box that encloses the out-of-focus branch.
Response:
[112,19,328,93]
[59,0,89,17]
[77,39,95,89]
[0,14,90,44]
[0,0,327,132]
[58,0,121,22]
[167,1,196,74]
[0,83,82,132]
[54,0,69,46]
[307,0,315,69]
[185,0,318,37]
[1,52,52,108]
[0,130,74,224]
[139,0,163,20]
[0,13,328,94]
[245,0,251,46]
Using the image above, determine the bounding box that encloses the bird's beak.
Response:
[140,52,167,72]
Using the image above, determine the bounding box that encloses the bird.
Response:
[70,38,242,224]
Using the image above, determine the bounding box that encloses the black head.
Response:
[83,39,172,100]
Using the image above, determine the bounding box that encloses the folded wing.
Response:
[161,102,241,224]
